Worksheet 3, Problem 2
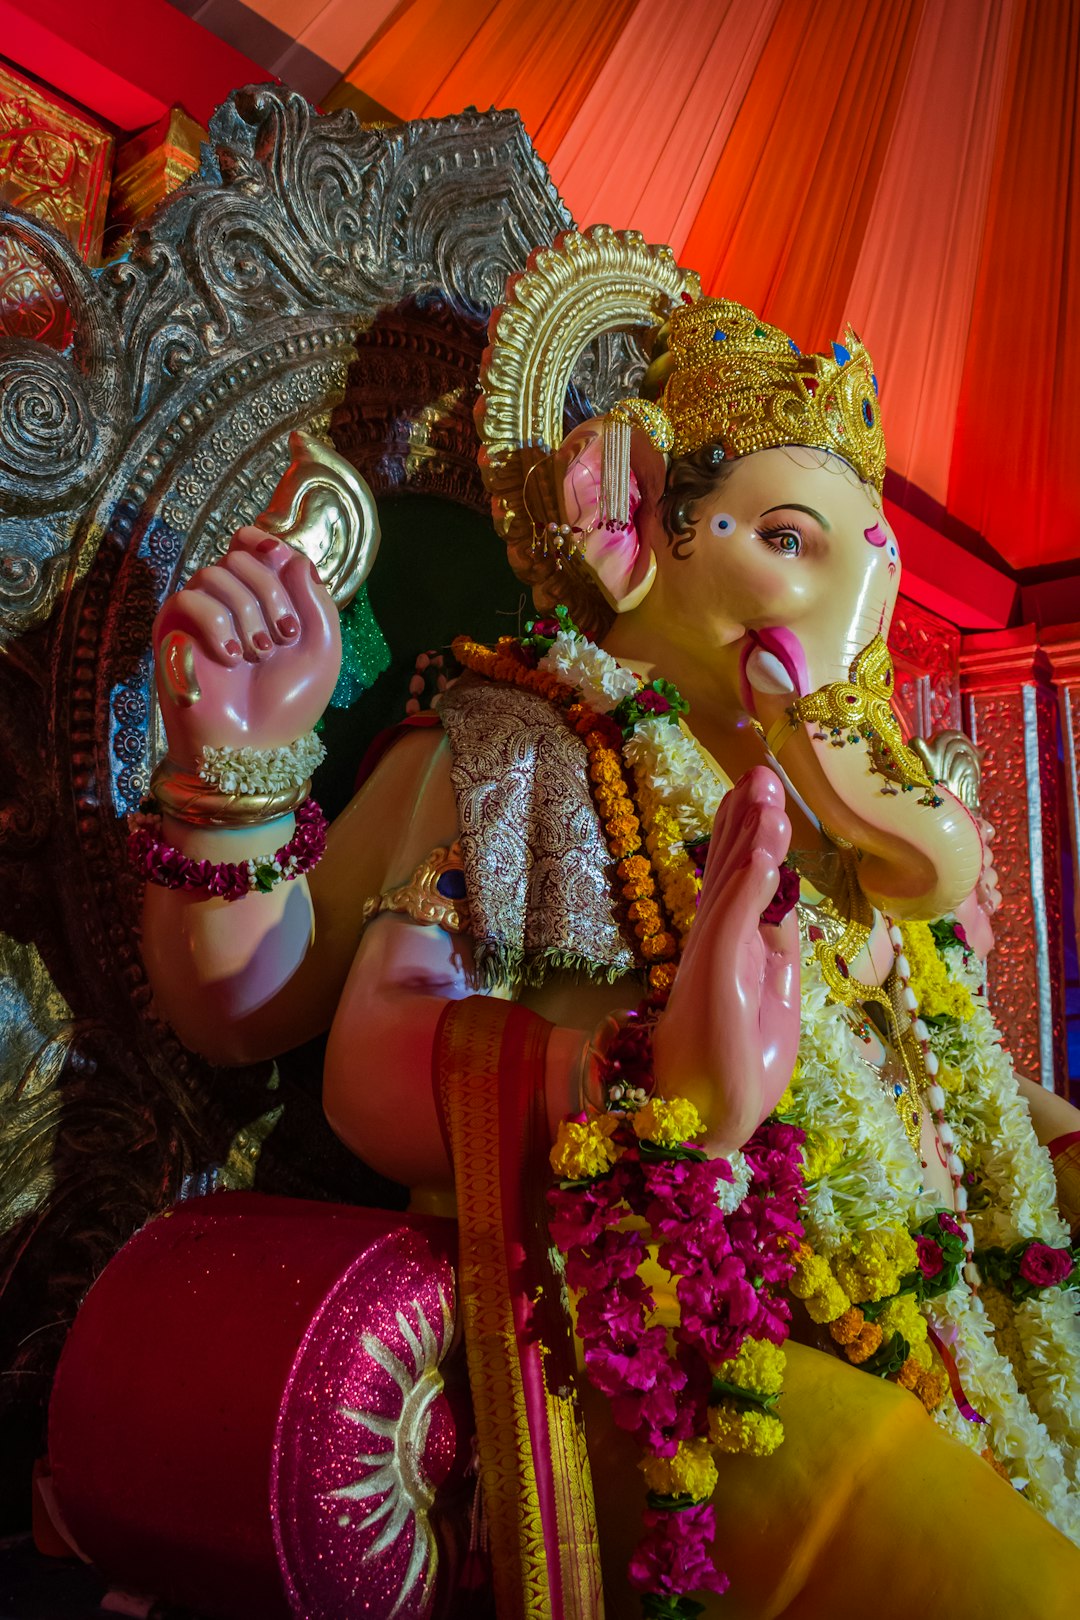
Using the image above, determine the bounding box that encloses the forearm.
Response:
[1016,1075,1080,1146]
[140,813,323,1063]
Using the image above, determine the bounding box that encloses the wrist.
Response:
[158,810,295,860]
[149,745,314,822]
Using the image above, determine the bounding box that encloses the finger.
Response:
[221,548,301,644]
[710,806,792,954]
[187,566,275,662]
[280,547,340,654]
[227,528,297,578]
[154,590,243,668]
[697,773,787,935]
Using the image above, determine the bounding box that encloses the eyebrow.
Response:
[761,503,830,530]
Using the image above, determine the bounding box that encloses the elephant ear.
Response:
[554,417,667,613]
[474,224,699,628]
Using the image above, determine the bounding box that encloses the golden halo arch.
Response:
[476,224,700,565]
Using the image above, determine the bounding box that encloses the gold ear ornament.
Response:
[254,429,381,608]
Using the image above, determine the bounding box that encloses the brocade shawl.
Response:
[436,677,637,989]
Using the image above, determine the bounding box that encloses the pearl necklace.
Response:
[887,920,976,1270]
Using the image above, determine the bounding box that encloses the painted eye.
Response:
[757,524,803,556]
[887,540,899,564]
[710,512,737,537]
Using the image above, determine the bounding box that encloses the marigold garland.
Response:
[458,606,1080,1596]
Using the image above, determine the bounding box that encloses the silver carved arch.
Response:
[0,86,661,1461]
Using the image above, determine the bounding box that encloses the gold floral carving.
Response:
[789,635,938,798]
[360,843,471,938]
[255,429,381,607]
[0,61,113,346]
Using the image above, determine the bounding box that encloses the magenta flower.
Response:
[760,863,800,925]
[586,1323,671,1397]
[916,1236,945,1279]
[627,1504,728,1597]
[636,689,672,716]
[1018,1243,1074,1289]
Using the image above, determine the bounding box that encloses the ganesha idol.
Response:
[75,230,1080,1617]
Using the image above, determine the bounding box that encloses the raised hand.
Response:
[652,766,800,1155]
[153,528,342,772]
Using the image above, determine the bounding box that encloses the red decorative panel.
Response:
[0,60,113,346]
[889,594,961,740]
[962,642,1068,1093]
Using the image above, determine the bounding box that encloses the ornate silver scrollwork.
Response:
[0,87,582,1439]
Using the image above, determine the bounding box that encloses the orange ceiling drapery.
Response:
[338,0,640,154]
[187,0,1080,580]
[550,0,783,251]
[949,0,1080,572]
[843,0,1016,507]
[679,0,926,348]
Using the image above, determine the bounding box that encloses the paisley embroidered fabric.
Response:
[435,678,637,990]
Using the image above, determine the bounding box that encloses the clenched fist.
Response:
[153,528,342,773]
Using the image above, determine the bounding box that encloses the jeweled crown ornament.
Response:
[647,297,887,494]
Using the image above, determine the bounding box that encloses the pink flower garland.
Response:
[548,1021,806,1613]
[128,798,327,900]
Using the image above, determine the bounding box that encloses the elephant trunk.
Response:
[744,633,983,919]
[772,721,983,919]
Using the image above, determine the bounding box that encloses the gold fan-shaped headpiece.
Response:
[476,224,700,590]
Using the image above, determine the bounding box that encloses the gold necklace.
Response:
[799,851,924,1155]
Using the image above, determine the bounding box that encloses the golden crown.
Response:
[646,297,887,494]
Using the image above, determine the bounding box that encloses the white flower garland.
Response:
[789,934,1080,1539]
[538,629,639,712]
[927,945,1080,1498]
[537,625,1080,1536]
[199,730,326,794]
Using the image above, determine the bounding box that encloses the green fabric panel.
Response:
[313,494,524,818]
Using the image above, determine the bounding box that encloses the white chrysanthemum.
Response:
[199,730,326,794]
[537,632,639,712]
[623,717,726,839]
[937,1288,1080,1542]
[791,939,930,1247]
[923,955,1080,1495]
[716,1150,752,1214]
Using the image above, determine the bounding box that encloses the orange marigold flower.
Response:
[641,931,677,960]
[916,1374,946,1412]
[845,1323,883,1365]
[616,855,650,882]
[980,1446,1011,1481]
[649,963,678,993]
[610,835,640,858]
[896,1358,921,1392]
[628,899,660,923]
[828,1307,865,1347]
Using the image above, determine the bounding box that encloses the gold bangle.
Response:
[150,758,310,827]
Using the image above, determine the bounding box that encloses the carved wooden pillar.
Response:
[960,628,1067,1093]
[889,595,962,738]
[1039,627,1080,1096]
